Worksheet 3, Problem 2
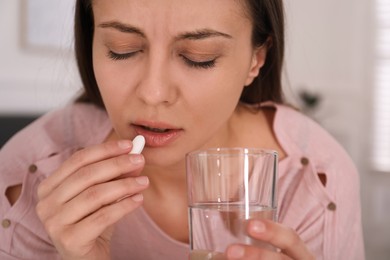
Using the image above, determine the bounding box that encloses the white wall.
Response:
[0,0,81,115]
[284,0,370,161]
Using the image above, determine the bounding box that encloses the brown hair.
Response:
[74,0,285,108]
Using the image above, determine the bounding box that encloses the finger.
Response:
[54,153,144,203]
[246,219,315,260]
[37,154,144,220]
[38,140,133,200]
[226,244,290,260]
[59,193,144,250]
[57,175,149,225]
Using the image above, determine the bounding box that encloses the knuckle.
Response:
[92,207,112,226]
[35,201,46,219]
[115,180,128,194]
[44,217,59,236]
[75,165,96,183]
[112,155,136,175]
[113,155,125,169]
[84,186,101,202]
[69,149,88,167]
[123,177,147,192]
[123,176,137,187]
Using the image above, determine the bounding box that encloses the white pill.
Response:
[129,135,145,154]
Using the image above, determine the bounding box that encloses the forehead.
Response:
[92,0,251,36]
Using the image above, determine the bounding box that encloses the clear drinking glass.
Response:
[186,148,278,260]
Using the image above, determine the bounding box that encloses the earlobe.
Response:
[244,46,267,86]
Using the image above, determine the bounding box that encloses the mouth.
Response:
[139,125,171,133]
[132,122,183,147]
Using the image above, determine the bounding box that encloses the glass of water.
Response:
[186,148,278,260]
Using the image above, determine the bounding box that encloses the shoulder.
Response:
[2,102,110,153]
[270,103,359,201]
[273,103,357,174]
[0,102,111,176]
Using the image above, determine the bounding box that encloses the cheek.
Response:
[93,44,113,101]
[187,75,244,129]
[184,57,248,117]
[92,46,136,108]
[92,47,135,133]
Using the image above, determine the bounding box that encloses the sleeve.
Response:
[0,115,63,259]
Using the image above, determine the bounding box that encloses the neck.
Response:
[142,160,187,198]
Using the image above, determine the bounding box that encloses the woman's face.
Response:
[92,0,265,166]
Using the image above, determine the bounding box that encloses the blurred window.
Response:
[372,0,390,172]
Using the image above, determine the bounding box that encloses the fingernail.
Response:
[118,140,132,149]
[129,155,144,164]
[131,193,144,202]
[251,220,266,234]
[227,245,245,258]
[135,176,149,186]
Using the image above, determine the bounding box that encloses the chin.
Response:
[143,148,187,169]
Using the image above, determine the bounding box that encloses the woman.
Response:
[0,0,364,259]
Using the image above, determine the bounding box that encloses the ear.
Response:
[244,45,267,86]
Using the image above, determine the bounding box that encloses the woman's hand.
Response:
[36,140,148,260]
[226,219,315,260]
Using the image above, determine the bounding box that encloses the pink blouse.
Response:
[0,102,365,260]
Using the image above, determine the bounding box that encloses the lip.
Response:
[132,121,183,148]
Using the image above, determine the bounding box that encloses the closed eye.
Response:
[107,50,216,69]
[107,50,139,61]
[181,55,216,69]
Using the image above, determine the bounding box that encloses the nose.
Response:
[136,52,178,106]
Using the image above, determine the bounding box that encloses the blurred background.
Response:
[0,0,389,259]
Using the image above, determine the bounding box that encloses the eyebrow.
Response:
[98,21,232,41]
[176,29,233,41]
[98,21,146,37]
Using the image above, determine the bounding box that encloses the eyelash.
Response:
[181,56,216,69]
[108,51,138,61]
[107,51,216,69]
